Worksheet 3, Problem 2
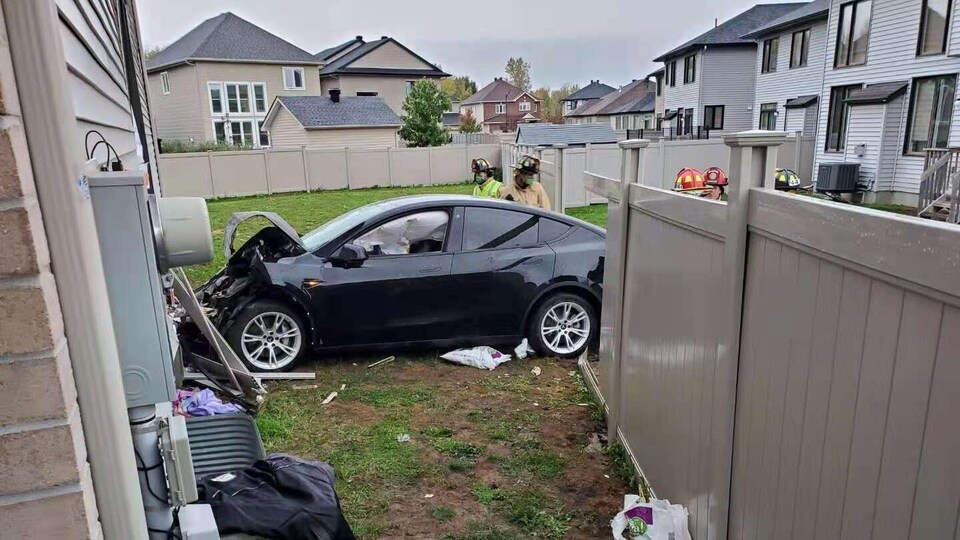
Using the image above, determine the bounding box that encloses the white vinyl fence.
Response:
[157,144,501,198]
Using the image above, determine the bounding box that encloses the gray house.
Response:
[654,3,806,136]
[742,0,830,135]
[562,80,616,116]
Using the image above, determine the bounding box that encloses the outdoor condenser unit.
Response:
[816,163,860,193]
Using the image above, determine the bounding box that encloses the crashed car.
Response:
[197,195,606,371]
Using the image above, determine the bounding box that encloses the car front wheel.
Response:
[226,300,305,372]
[529,293,596,359]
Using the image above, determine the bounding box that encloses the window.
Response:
[681,108,694,134]
[282,67,305,90]
[667,61,677,87]
[790,29,811,68]
[253,83,267,113]
[538,219,571,244]
[759,103,778,130]
[615,116,625,130]
[761,37,779,73]
[683,54,696,84]
[835,0,872,67]
[405,81,415,95]
[905,74,956,154]
[354,211,449,256]
[519,101,531,112]
[160,72,170,95]
[565,100,577,112]
[225,83,251,113]
[826,85,859,151]
[356,91,379,97]
[656,74,663,96]
[703,105,724,130]
[495,103,507,114]
[229,120,255,147]
[463,207,538,251]
[208,83,223,113]
[213,121,226,143]
[257,120,270,147]
[918,0,952,55]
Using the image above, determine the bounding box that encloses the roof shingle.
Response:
[462,79,534,105]
[742,0,830,38]
[846,82,909,105]
[564,81,617,102]
[273,96,400,128]
[516,124,619,147]
[567,79,655,117]
[319,37,447,77]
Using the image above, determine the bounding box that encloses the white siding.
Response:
[814,0,960,196]
[752,21,829,131]
[949,3,960,56]
[841,103,885,187]
[784,106,811,132]
[700,46,759,133]
[663,50,702,124]
[878,95,906,191]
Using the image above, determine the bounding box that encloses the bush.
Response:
[160,139,250,154]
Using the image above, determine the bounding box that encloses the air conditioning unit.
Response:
[816,163,860,193]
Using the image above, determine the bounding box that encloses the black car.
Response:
[197,195,606,371]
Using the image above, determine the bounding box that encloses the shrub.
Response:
[160,139,250,154]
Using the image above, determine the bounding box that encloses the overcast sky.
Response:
[138,0,798,89]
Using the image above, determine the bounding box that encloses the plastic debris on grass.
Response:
[440,346,511,370]
[611,495,691,540]
[514,338,534,360]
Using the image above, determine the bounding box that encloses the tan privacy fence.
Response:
[587,134,960,540]
[157,144,501,198]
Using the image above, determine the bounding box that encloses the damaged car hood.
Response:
[223,211,304,258]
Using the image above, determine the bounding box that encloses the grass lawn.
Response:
[258,354,632,539]
[566,204,609,229]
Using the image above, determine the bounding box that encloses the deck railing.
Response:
[918,147,960,222]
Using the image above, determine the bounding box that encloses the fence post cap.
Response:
[723,130,788,148]
[619,139,650,149]
[551,143,569,149]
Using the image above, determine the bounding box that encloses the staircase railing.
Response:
[918,148,960,221]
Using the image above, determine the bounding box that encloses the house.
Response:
[562,80,616,116]
[654,3,807,136]
[317,36,448,115]
[442,112,462,131]
[516,123,619,146]
[566,79,657,131]
[741,0,830,135]
[146,12,322,148]
[649,67,666,124]
[460,78,541,132]
[809,0,960,205]
[262,92,400,149]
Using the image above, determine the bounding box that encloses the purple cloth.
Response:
[177,389,243,417]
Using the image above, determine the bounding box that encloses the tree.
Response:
[458,109,481,133]
[144,45,164,60]
[440,75,478,102]
[534,84,580,124]
[399,79,452,147]
[505,57,531,92]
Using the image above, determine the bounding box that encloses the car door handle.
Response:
[419,265,443,274]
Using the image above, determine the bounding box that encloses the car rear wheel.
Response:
[227,300,305,372]
[528,293,596,359]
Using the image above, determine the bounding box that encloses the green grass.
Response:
[567,203,608,229]
[432,438,482,459]
[862,202,917,216]
[429,506,456,522]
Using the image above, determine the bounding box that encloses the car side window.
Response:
[539,218,572,244]
[354,210,449,256]
[463,207,539,251]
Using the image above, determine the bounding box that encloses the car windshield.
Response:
[300,199,411,251]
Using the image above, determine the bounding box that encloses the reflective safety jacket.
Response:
[473,179,503,198]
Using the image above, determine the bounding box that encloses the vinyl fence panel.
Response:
[211,151,267,197]
[265,149,307,193]
[155,153,213,198]
[306,150,349,190]
[390,147,432,187]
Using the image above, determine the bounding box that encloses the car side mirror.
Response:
[330,243,368,268]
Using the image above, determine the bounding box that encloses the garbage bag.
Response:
[611,495,691,540]
[440,346,511,370]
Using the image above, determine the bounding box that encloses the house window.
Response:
[257,120,270,147]
[160,72,170,95]
[835,0,872,67]
[703,105,724,130]
[282,67,305,90]
[759,103,778,130]
[826,85,859,151]
[229,120,255,147]
[566,100,577,112]
[405,81,416,95]
[495,103,506,114]
[357,91,379,96]
[225,83,251,113]
[667,61,677,87]
[683,108,694,134]
[683,54,696,84]
[761,38,779,73]
[656,74,663,96]
[252,83,267,113]
[790,29,811,68]
[918,0,952,55]
[519,101,531,112]
[213,121,226,143]
[208,83,223,113]
[904,74,956,154]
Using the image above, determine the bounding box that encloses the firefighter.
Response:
[500,154,551,210]
[471,158,502,198]
[773,168,812,191]
[672,167,710,196]
[702,166,728,200]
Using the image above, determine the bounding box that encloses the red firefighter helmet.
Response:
[703,167,728,186]
[673,168,707,192]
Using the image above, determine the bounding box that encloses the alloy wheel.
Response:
[240,312,302,370]
[540,301,590,355]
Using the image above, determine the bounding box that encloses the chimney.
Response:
[355,35,363,41]
[329,88,341,103]
[381,35,389,40]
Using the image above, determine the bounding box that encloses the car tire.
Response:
[226,300,306,372]
[528,293,597,359]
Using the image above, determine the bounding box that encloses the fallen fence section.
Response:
[157,144,501,198]
[589,133,960,540]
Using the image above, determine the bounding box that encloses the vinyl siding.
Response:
[949,4,960,56]
[813,0,960,196]
[336,74,434,114]
[784,105,817,133]
[752,21,828,132]
[350,41,437,70]
[700,46,759,133]
[267,105,398,149]
[841,103,885,187]
[663,50,702,124]
[266,106,309,147]
[148,64,203,141]
[878,96,906,191]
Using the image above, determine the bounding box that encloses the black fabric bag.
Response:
[197,454,355,540]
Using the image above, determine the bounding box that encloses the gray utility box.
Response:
[89,174,175,408]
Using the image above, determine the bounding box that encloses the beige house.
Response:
[316,36,448,115]
[263,92,400,149]
[146,12,322,148]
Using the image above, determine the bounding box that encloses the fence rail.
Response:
[588,133,960,540]
[156,144,501,198]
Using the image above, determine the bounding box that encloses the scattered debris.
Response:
[584,433,604,454]
[174,388,244,417]
[531,366,542,376]
[321,391,338,405]
[514,338,534,360]
[396,434,411,443]
[368,356,396,369]
[339,383,346,391]
[441,346,511,370]
[612,495,691,540]
[604,474,611,479]
[532,402,540,407]
[424,494,434,499]
[291,384,319,391]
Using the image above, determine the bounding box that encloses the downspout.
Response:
[1,1,149,539]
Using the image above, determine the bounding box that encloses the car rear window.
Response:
[463,207,539,251]
[539,218,572,244]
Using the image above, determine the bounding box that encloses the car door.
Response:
[307,208,459,346]
[449,206,557,339]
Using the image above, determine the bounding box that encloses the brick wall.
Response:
[0,3,101,538]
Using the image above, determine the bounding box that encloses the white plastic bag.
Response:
[611,495,691,540]
[514,338,534,360]
[440,346,511,370]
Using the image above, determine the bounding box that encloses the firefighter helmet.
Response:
[471,158,492,175]
[703,166,729,186]
[773,168,811,190]
[673,168,707,192]
[512,154,540,175]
